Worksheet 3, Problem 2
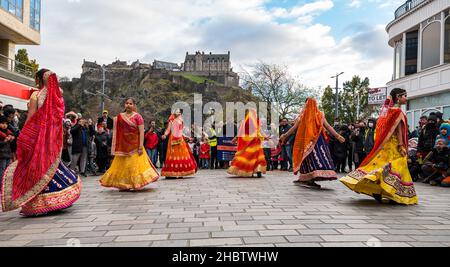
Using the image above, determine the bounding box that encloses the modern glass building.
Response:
[386,0,450,130]
[0,0,41,109]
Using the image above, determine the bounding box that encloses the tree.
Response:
[15,49,39,76]
[340,75,370,124]
[242,62,316,120]
[320,85,335,124]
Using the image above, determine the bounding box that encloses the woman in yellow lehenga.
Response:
[100,98,159,191]
[227,109,267,178]
[340,88,418,205]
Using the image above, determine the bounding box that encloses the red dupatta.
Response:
[2,72,65,212]
[360,98,408,166]
[237,109,262,151]
[111,113,141,156]
[292,98,324,174]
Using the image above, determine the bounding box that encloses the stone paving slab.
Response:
[1,170,450,247]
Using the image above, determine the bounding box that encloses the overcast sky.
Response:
[23,0,405,89]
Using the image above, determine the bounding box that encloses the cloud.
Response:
[23,0,393,91]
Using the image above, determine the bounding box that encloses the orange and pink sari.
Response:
[227,109,267,177]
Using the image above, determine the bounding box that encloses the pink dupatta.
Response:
[1,72,65,212]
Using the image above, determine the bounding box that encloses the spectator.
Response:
[200,137,210,169]
[333,125,349,173]
[157,122,169,168]
[94,124,111,173]
[279,118,293,171]
[144,121,159,166]
[88,136,98,176]
[436,123,450,147]
[347,124,355,171]
[417,114,439,159]
[3,107,19,161]
[208,123,219,170]
[422,139,450,186]
[97,110,114,131]
[364,118,376,155]
[62,119,73,167]
[66,111,78,126]
[0,100,3,115]
[436,112,444,129]
[410,116,428,139]
[193,138,200,166]
[0,115,14,179]
[71,118,90,176]
[351,122,367,168]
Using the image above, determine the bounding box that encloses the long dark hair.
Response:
[35,68,50,89]
[390,88,406,104]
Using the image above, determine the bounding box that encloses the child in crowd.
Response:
[422,139,450,186]
[0,116,15,180]
[436,123,450,148]
[200,138,210,169]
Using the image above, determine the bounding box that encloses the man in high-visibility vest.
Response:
[209,124,218,169]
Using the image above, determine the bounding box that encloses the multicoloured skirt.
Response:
[161,137,197,178]
[227,142,267,177]
[297,134,337,182]
[340,135,418,205]
[20,163,82,216]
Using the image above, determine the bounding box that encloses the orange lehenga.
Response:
[161,115,197,178]
[100,112,159,190]
[227,109,267,177]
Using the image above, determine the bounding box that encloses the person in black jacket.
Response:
[333,125,349,173]
[0,116,14,180]
[422,139,450,185]
[351,121,367,168]
[70,118,95,176]
[279,118,293,171]
[94,124,111,173]
[97,110,114,131]
[3,107,19,161]
[364,118,376,155]
[417,114,439,159]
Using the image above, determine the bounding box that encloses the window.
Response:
[30,0,41,31]
[0,0,23,20]
[405,31,418,75]
[422,22,441,69]
[445,17,450,64]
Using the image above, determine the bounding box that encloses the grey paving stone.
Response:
[152,240,189,247]
[115,234,169,242]
[212,231,258,238]
[169,232,210,240]
[243,236,288,244]
[190,238,243,247]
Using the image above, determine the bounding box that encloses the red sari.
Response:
[161,115,197,177]
[2,72,81,215]
[227,109,267,177]
[100,112,159,190]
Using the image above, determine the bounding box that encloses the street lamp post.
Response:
[331,72,344,120]
[101,65,106,114]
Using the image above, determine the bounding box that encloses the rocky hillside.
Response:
[60,66,258,125]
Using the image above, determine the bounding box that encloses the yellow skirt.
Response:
[340,135,418,205]
[100,150,159,190]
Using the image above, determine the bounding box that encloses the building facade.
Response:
[386,0,450,130]
[183,51,231,73]
[0,0,41,109]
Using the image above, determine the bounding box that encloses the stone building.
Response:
[183,51,231,73]
[182,51,239,87]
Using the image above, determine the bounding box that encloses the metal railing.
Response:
[0,53,35,78]
[395,0,428,19]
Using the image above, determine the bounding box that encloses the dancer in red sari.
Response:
[227,109,267,178]
[1,69,81,216]
[161,109,197,178]
[100,98,159,190]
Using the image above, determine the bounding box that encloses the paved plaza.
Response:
[1,170,450,247]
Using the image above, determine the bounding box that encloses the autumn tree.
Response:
[242,62,316,120]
